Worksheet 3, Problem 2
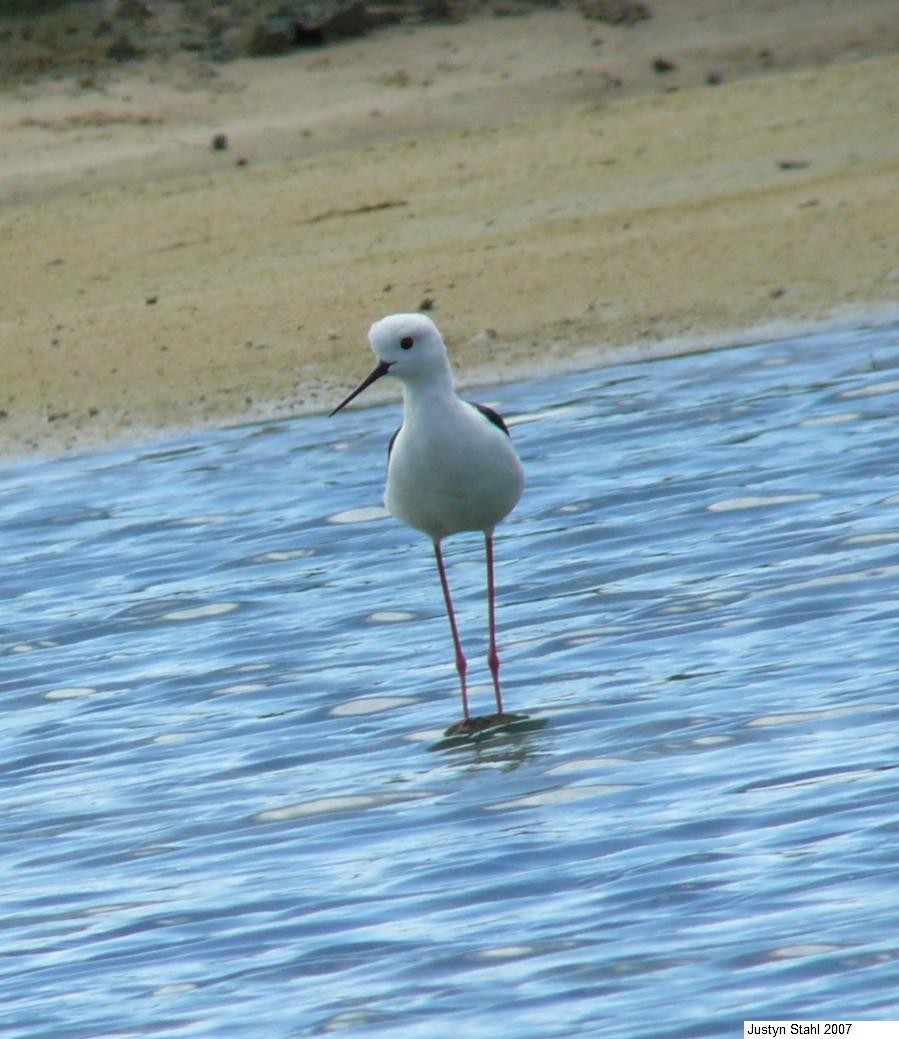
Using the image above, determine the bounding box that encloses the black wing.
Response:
[387,426,401,462]
[470,401,511,437]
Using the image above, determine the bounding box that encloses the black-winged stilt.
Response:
[330,313,525,734]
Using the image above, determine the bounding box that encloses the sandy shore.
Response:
[1,1,897,460]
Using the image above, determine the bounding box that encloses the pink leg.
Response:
[485,532,505,716]
[433,540,470,721]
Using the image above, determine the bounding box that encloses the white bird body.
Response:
[330,312,524,731]
[386,392,523,540]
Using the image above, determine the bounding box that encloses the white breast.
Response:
[385,400,524,540]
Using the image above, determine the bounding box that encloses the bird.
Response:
[330,313,525,733]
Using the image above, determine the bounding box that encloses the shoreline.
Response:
[4,306,897,469]
[2,5,897,462]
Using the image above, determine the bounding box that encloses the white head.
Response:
[368,313,453,383]
[330,313,453,415]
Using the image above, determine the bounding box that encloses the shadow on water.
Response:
[430,713,550,753]
[2,322,899,1037]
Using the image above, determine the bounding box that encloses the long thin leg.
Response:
[433,539,470,721]
[485,531,504,716]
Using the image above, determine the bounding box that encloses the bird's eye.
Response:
[400,336,414,350]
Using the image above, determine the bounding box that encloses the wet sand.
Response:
[1,1,898,459]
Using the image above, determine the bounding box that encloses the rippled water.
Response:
[2,323,899,1038]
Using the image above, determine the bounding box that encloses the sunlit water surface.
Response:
[2,323,899,1038]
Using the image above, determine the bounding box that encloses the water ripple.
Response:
[1,322,899,1037]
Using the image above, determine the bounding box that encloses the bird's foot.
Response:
[443,712,529,737]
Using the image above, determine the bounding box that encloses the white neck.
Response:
[398,365,456,407]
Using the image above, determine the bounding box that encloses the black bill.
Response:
[329,360,392,417]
